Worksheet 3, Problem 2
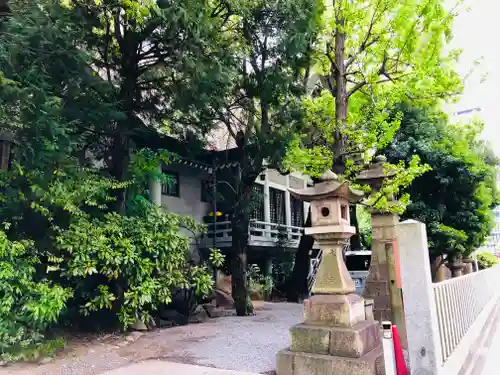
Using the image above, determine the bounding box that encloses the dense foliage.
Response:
[285,0,462,176]
[0,229,71,362]
[384,105,499,262]
[0,0,224,359]
[196,0,324,315]
[476,252,499,270]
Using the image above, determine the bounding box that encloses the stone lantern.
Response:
[276,170,384,375]
[355,155,406,346]
[355,155,395,193]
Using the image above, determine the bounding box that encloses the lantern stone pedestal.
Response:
[462,257,474,275]
[362,212,398,323]
[276,171,384,375]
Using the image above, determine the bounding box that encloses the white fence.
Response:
[433,267,500,365]
[201,220,304,248]
[397,220,500,375]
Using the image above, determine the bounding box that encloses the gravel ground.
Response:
[1,303,302,375]
[163,303,303,373]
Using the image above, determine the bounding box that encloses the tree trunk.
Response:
[231,210,253,316]
[110,132,129,213]
[349,204,361,250]
[332,12,347,175]
[286,207,314,302]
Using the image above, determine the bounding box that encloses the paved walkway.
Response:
[101,361,262,375]
[2,303,302,375]
[479,304,500,375]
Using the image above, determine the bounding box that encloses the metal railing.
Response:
[432,265,500,364]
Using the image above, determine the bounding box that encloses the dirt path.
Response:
[0,303,302,375]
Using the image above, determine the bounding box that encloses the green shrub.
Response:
[0,155,220,332]
[51,207,217,329]
[0,228,71,362]
[476,251,499,270]
[247,264,272,300]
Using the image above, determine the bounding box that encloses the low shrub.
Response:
[51,207,219,329]
[247,264,272,300]
[0,228,71,362]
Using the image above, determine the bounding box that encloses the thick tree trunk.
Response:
[286,207,314,302]
[231,211,253,316]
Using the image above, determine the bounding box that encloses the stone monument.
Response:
[276,170,384,375]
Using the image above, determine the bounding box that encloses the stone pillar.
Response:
[149,162,162,206]
[285,175,292,228]
[433,256,447,282]
[446,257,465,278]
[263,170,271,224]
[396,220,442,374]
[362,212,398,323]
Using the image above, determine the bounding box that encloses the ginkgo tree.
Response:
[285,0,464,301]
[301,0,463,172]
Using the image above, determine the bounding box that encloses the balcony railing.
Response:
[200,220,304,249]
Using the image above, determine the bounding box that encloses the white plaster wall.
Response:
[160,164,211,223]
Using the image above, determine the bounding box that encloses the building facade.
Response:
[148,157,315,272]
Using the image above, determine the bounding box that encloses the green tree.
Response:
[56,0,236,211]
[204,0,324,315]
[285,0,462,301]
[0,0,223,336]
[291,0,462,174]
[383,105,498,269]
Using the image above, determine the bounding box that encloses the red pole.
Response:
[392,324,408,375]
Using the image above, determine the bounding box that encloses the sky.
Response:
[447,0,500,155]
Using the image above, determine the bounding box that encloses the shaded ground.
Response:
[0,303,302,375]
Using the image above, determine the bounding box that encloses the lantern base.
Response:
[304,294,365,327]
[276,294,384,375]
[276,346,384,375]
[362,278,392,323]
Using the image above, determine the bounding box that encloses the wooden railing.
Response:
[249,220,303,246]
[432,265,500,364]
[201,220,304,249]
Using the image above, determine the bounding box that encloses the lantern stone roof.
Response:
[355,155,396,183]
[288,169,364,202]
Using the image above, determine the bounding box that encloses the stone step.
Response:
[290,320,381,358]
[277,345,385,375]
